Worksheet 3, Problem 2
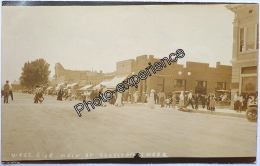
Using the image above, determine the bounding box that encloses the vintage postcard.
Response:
[1,1,259,164]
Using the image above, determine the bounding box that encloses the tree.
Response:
[19,59,51,89]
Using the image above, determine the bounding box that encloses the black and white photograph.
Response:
[1,0,259,164]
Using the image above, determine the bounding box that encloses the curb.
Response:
[179,108,246,119]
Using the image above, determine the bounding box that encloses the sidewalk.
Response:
[102,102,247,119]
[179,106,246,119]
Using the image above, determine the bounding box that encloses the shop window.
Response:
[215,82,226,89]
[241,76,257,94]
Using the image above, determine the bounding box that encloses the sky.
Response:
[1,3,235,84]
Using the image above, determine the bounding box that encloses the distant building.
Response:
[86,70,116,87]
[226,4,258,109]
[11,80,24,91]
[54,62,89,86]
[54,62,116,88]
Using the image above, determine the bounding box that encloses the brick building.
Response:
[226,4,258,109]
[117,55,232,98]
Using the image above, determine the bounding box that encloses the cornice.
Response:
[225,4,257,13]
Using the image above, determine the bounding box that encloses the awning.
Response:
[56,83,65,90]
[66,83,78,88]
[46,86,53,90]
[92,80,111,90]
[105,75,129,89]
[79,85,92,90]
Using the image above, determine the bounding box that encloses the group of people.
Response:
[56,87,75,101]
[34,85,44,103]
[234,91,258,113]
[171,91,218,111]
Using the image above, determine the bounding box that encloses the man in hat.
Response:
[185,90,194,109]
[3,80,11,103]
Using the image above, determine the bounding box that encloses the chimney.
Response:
[100,70,102,74]
[216,62,220,66]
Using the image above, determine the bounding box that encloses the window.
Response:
[241,76,257,94]
[195,81,207,88]
[240,28,245,52]
[215,82,226,89]
[239,24,259,52]
[175,79,184,87]
[195,81,207,95]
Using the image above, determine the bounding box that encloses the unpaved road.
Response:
[1,93,257,161]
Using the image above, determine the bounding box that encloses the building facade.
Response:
[226,4,259,109]
[54,62,116,88]
[54,62,89,85]
[117,54,232,99]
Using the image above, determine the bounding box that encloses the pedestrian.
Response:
[154,92,158,104]
[194,93,199,110]
[115,91,123,107]
[200,95,206,108]
[171,93,176,109]
[185,90,194,109]
[3,80,11,104]
[238,93,243,113]
[102,85,107,107]
[234,91,240,112]
[178,91,185,109]
[243,93,249,111]
[206,93,211,110]
[145,92,149,103]
[147,89,155,109]
[65,87,72,101]
[141,92,146,104]
[133,91,139,104]
[209,94,216,111]
[158,90,166,108]
[34,85,41,103]
[123,90,129,104]
[128,92,132,103]
[57,88,64,101]
[38,86,44,103]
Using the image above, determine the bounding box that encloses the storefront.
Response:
[226,4,259,109]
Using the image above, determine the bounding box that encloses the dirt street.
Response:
[1,93,257,161]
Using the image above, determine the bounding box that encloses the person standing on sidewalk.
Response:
[3,80,11,104]
[234,91,240,112]
[185,90,194,109]
[206,93,211,110]
[194,93,199,110]
[171,93,176,109]
[209,94,216,111]
[158,90,166,108]
[238,93,244,113]
[133,91,139,104]
[200,94,206,109]
[178,91,185,109]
